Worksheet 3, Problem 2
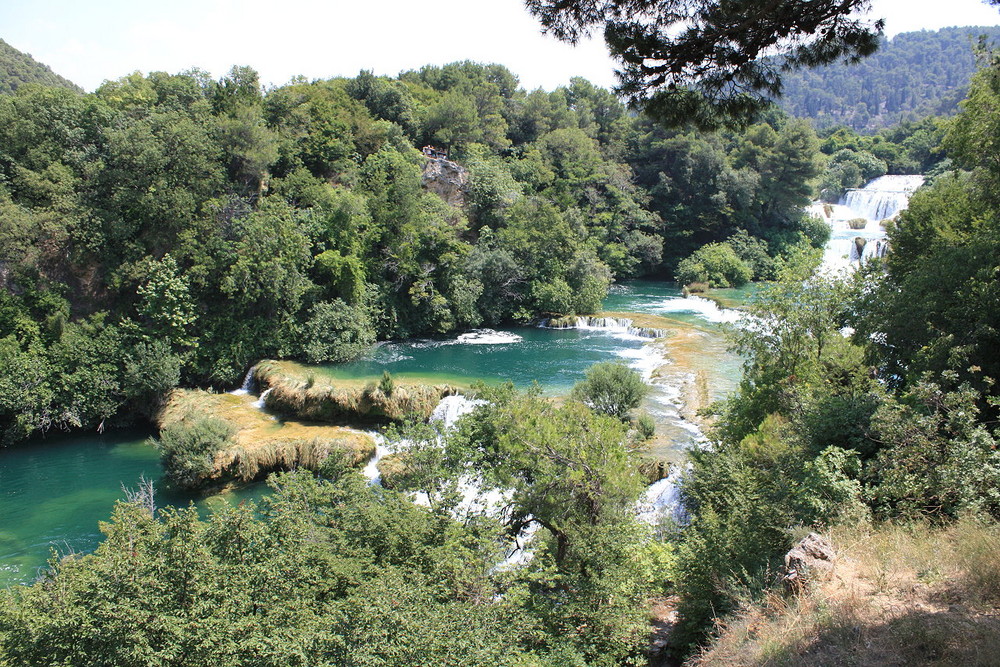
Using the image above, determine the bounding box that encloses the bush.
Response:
[379,370,395,396]
[530,277,574,315]
[635,412,656,440]
[155,415,234,488]
[796,214,832,249]
[301,299,375,364]
[676,242,753,288]
[571,361,648,421]
[727,230,777,281]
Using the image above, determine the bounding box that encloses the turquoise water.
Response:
[318,280,746,394]
[0,280,744,587]
[0,431,268,587]
[314,326,650,394]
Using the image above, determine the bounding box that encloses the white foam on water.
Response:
[574,317,650,342]
[616,345,664,383]
[637,464,691,527]
[452,329,523,345]
[362,434,391,485]
[229,368,255,395]
[375,347,415,363]
[251,387,273,410]
[820,174,925,272]
[405,329,523,350]
[430,395,486,428]
[654,296,742,324]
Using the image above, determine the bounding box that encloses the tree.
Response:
[300,299,376,364]
[135,253,198,349]
[526,0,884,128]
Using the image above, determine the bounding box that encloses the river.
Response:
[0,280,745,587]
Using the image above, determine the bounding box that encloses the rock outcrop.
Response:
[422,157,468,208]
[783,532,836,590]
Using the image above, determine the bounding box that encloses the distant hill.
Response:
[0,38,82,95]
[779,26,1000,132]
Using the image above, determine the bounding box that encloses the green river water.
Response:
[0,281,746,587]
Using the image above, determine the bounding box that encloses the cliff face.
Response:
[421,157,468,208]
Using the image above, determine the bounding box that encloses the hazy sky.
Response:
[2,0,999,92]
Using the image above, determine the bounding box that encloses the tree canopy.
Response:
[526,0,884,128]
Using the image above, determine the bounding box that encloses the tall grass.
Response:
[156,386,376,486]
[689,518,1000,666]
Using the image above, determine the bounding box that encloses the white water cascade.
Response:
[229,368,255,396]
[810,174,924,271]
[539,315,668,339]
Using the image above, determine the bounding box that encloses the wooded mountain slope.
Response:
[0,39,81,95]
[779,26,1000,131]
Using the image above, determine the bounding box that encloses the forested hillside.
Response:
[779,26,1000,131]
[0,39,81,95]
[0,63,830,444]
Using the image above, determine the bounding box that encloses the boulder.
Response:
[783,532,836,591]
[422,157,468,208]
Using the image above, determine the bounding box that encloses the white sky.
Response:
[2,0,998,93]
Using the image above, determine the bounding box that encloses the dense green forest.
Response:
[779,26,1000,131]
[0,39,82,95]
[0,55,845,445]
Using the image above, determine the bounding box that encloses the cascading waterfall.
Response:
[538,315,668,339]
[638,463,690,528]
[841,175,924,222]
[229,368,256,396]
[812,174,924,271]
[251,387,273,409]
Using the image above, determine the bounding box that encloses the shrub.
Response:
[571,361,648,421]
[155,415,234,488]
[530,277,574,315]
[379,370,395,396]
[676,242,753,288]
[797,214,832,248]
[635,412,656,440]
[727,230,776,281]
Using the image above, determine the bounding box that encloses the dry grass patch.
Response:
[689,519,1000,666]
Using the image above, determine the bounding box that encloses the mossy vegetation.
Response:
[155,388,375,487]
[254,360,461,423]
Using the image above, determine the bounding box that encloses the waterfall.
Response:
[841,175,924,223]
[819,174,924,271]
[251,387,273,409]
[430,394,485,428]
[538,315,667,339]
[637,464,690,528]
[361,432,390,484]
[229,368,255,396]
